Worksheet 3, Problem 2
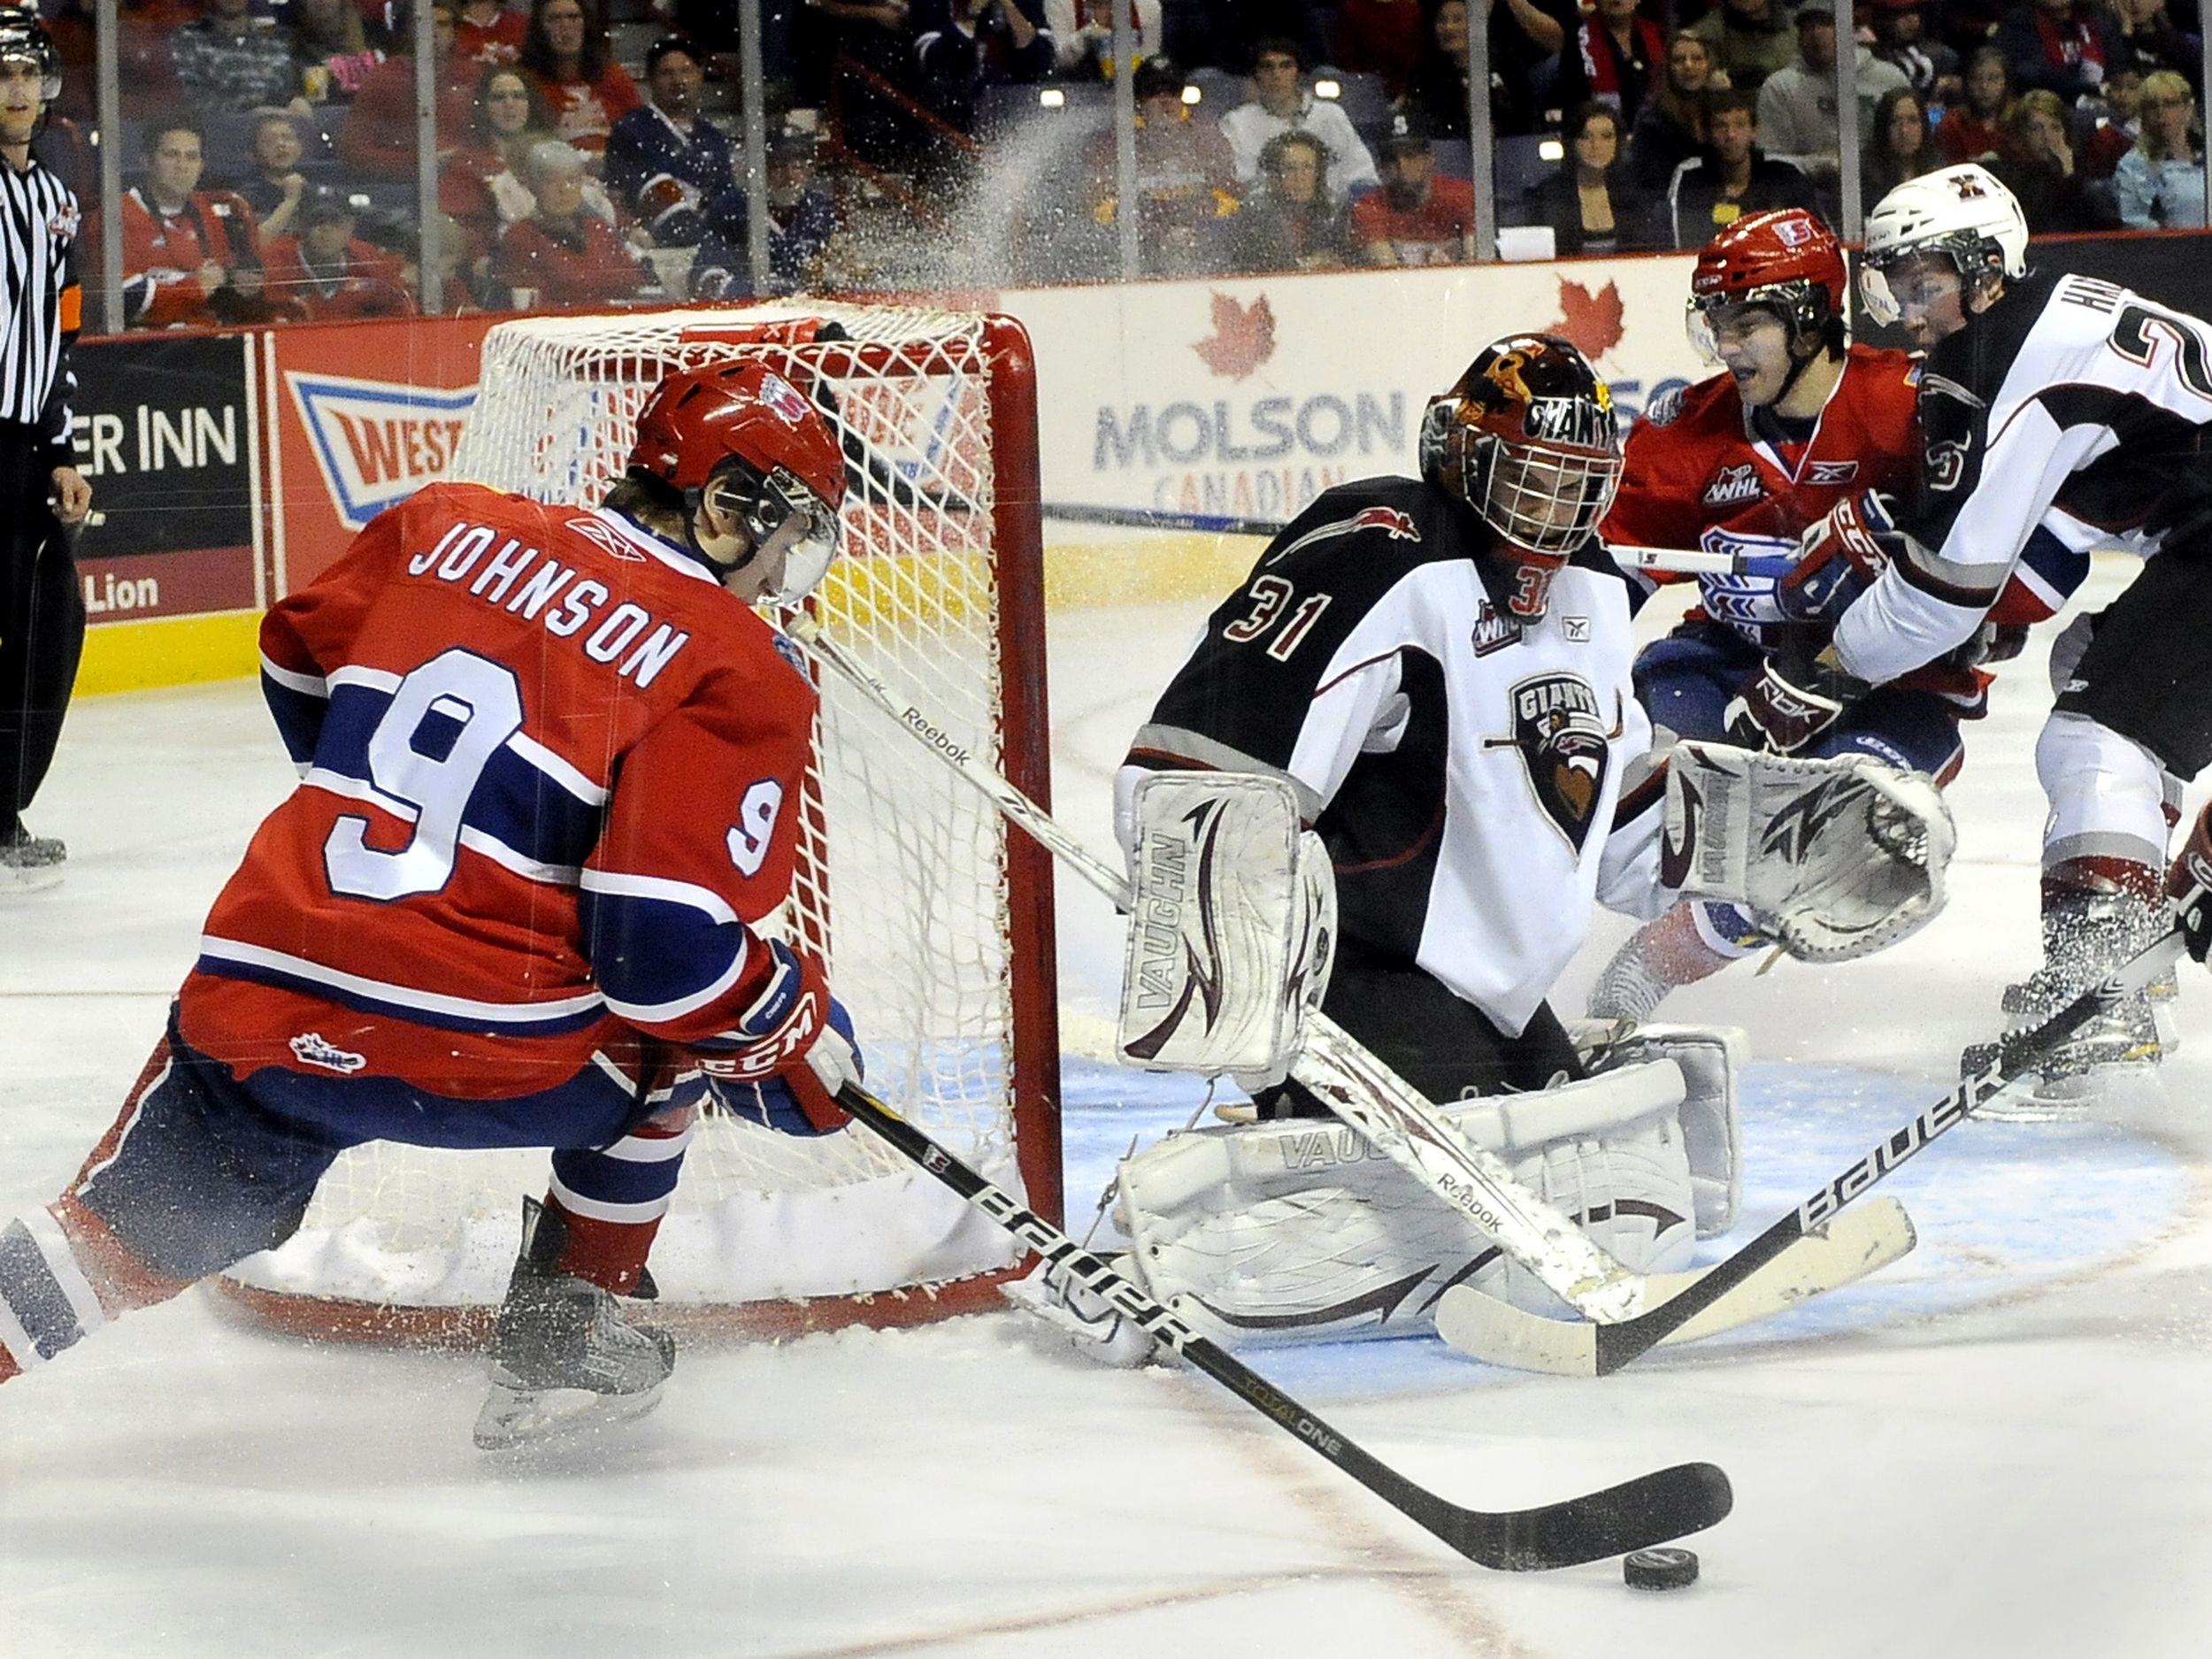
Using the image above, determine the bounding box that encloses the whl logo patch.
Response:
[289,1032,367,1073]
[1701,463,1764,508]
[288,372,480,529]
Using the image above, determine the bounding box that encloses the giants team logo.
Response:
[1486,672,1617,850]
[288,372,480,530]
[1701,463,1764,508]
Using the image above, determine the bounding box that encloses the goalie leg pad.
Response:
[1111,1063,1696,1347]
[1572,1020,1745,1236]
[1663,741,1957,963]
[1118,772,1336,1081]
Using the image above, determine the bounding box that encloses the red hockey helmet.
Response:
[1418,334,1621,618]
[1685,208,1847,364]
[628,360,848,601]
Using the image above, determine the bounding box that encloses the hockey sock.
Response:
[544,1109,695,1295]
[0,1198,191,1382]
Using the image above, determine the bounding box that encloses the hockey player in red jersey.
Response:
[1587,207,2083,1021]
[0,358,855,1449]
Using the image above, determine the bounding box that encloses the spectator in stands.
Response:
[1628,29,1725,190]
[1353,115,1475,263]
[1862,84,1939,196]
[912,0,1056,133]
[1995,0,2123,104]
[1685,0,1797,96]
[1868,0,1959,104]
[1755,6,1908,180]
[520,0,642,157]
[465,67,619,233]
[457,0,530,64]
[171,0,308,113]
[2108,0,2200,88]
[1164,0,1327,74]
[2114,67,2207,225]
[1663,86,1820,246]
[2083,65,2147,168]
[1333,0,1426,96]
[120,117,272,327]
[1553,0,1666,134]
[1088,55,1241,275]
[693,127,851,296]
[236,112,313,245]
[293,0,386,104]
[494,139,649,304]
[1220,37,1379,192]
[1404,0,1575,137]
[262,187,416,319]
[1993,85,2118,227]
[1234,128,1355,268]
[1934,44,2012,159]
[344,3,482,180]
[1043,0,1164,80]
[1533,99,1660,253]
[603,36,732,246]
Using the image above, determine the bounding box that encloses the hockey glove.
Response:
[2166,803,2212,964]
[1778,491,1901,624]
[1722,641,1870,755]
[695,940,860,1131]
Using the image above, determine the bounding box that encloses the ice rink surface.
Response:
[5,549,2212,1658]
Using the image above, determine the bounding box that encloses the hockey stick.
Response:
[1609,544,1792,580]
[834,1077,1734,1570]
[1438,931,2186,1377]
[781,613,1655,1323]
[1436,1197,1917,1374]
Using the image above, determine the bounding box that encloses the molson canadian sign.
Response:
[1002,254,1704,528]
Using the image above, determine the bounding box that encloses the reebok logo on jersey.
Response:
[565,516,647,561]
[1562,616,1591,642]
[1701,464,1764,508]
[1806,460,1860,485]
[289,1033,367,1073]
[1485,673,1615,851]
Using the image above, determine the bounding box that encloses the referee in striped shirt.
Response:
[0,16,89,893]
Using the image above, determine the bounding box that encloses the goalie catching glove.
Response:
[1660,741,1955,963]
[693,939,862,1131]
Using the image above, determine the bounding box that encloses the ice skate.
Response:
[1966,890,2172,1118]
[0,824,65,895]
[474,1198,676,1451]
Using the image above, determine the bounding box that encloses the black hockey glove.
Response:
[2167,803,2212,964]
[1722,641,1870,755]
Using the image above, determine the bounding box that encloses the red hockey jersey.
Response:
[1604,344,2081,702]
[180,482,817,1102]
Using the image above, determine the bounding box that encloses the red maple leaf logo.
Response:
[1545,279,1625,362]
[1192,292,1277,380]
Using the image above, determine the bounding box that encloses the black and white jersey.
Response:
[1834,269,2212,685]
[0,153,81,447]
[1118,477,1670,1039]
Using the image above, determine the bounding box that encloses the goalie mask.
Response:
[1418,335,1621,620]
[628,361,848,603]
[1685,209,1846,379]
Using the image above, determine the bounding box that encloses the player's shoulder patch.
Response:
[1640,382,1687,428]
[1260,483,1433,572]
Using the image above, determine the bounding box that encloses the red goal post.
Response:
[214,302,1062,1343]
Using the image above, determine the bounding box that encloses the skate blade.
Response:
[473,1379,666,1451]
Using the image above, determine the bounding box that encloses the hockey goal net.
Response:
[216,302,1061,1342]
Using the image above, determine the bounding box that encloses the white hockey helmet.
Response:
[1859,164,2029,325]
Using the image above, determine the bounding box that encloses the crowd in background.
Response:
[16,0,2211,316]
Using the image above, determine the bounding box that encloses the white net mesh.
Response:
[222,303,1050,1325]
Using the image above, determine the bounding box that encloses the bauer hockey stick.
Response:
[782,612,1653,1322]
[833,1078,1734,1570]
[1438,929,2187,1377]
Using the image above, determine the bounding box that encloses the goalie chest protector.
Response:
[1130,480,1651,1038]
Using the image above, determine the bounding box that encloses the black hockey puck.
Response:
[1623,1548,1700,1590]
